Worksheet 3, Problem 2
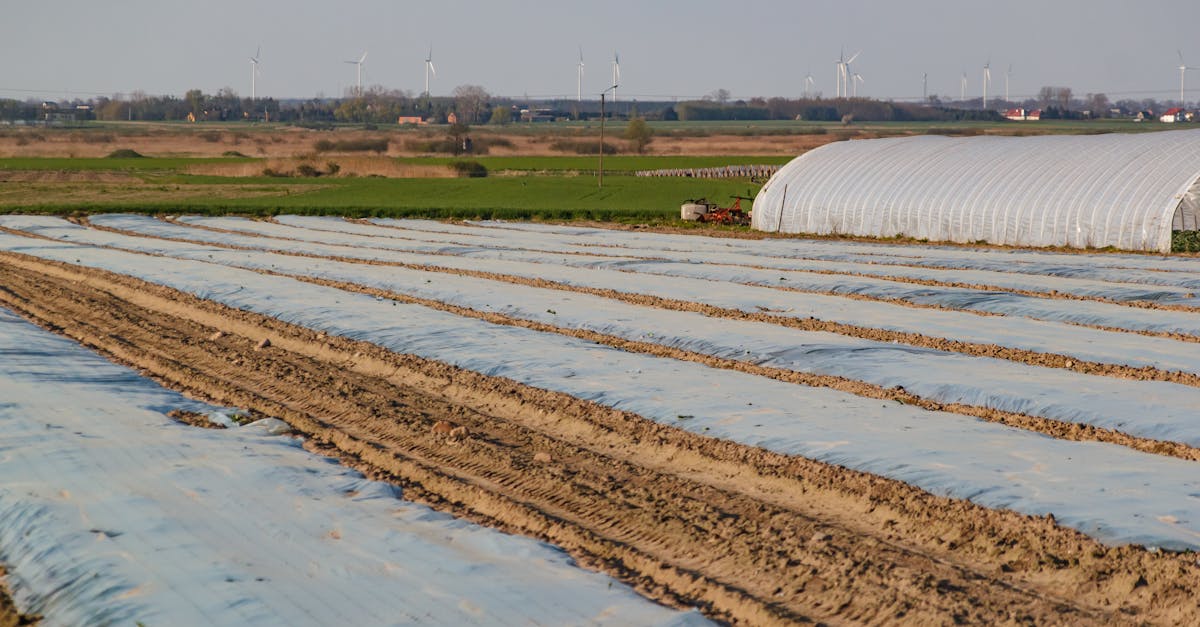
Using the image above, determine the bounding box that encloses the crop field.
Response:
[2,214,1200,624]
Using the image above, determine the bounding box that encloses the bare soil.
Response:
[0,568,37,627]
[2,250,1199,625]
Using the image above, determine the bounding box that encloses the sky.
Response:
[4,0,1200,104]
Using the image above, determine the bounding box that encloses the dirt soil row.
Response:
[1,252,1198,625]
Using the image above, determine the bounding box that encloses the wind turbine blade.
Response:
[256,45,261,60]
[359,51,368,63]
[846,50,861,64]
[430,62,436,76]
[1181,50,1186,64]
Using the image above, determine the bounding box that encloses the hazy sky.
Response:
[4,0,1199,103]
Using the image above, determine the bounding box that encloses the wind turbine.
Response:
[424,46,436,96]
[804,69,815,99]
[611,52,620,105]
[852,72,864,98]
[577,46,585,102]
[960,72,967,102]
[1179,50,1197,105]
[345,51,367,96]
[923,72,928,101]
[1005,65,1012,104]
[834,51,843,98]
[982,60,991,109]
[249,46,261,101]
[836,49,861,98]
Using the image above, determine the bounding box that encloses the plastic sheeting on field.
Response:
[6,231,1200,551]
[0,307,703,626]
[65,215,1200,375]
[751,130,1200,252]
[15,217,1200,447]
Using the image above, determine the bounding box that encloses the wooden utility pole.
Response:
[599,84,618,189]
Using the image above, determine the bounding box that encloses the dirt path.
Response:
[1,252,1198,625]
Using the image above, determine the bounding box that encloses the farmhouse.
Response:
[751,130,1200,252]
[1161,107,1188,123]
[1003,108,1041,121]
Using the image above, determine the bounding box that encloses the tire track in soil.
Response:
[2,253,1199,625]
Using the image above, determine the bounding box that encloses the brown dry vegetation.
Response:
[186,156,456,178]
[0,125,834,159]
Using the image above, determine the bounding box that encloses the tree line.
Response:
[1,85,1191,126]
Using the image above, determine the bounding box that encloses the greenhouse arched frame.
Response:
[751,129,1200,252]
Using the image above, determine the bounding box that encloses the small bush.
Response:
[198,131,222,142]
[449,160,488,178]
[261,167,288,177]
[295,164,322,177]
[106,148,146,158]
[222,150,249,157]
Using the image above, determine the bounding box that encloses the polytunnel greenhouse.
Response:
[751,129,1200,252]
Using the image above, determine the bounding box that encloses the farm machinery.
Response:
[680,196,754,225]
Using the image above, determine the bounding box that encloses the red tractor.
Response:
[680,196,754,225]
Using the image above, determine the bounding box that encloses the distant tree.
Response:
[489,105,512,125]
[1086,93,1110,118]
[452,84,490,124]
[447,121,471,155]
[623,117,653,153]
[1038,86,1073,111]
[708,88,732,104]
[185,89,204,116]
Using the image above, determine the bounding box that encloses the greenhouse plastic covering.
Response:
[752,129,1200,252]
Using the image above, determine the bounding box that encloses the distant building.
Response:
[518,108,556,122]
[1161,107,1185,123]
[396,116,426,125]
[446,111,458,124]
[1003,108,1041,121]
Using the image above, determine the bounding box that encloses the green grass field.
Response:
[0,167,756,221]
